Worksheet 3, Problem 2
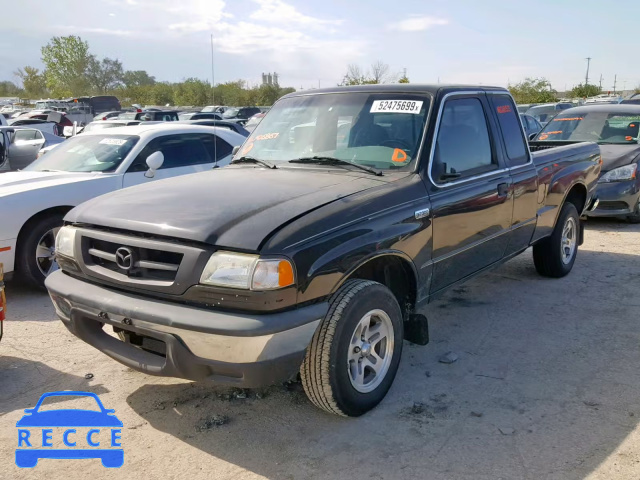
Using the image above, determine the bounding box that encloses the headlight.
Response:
[55,226,76,258]
[199,252,295,290]
[599,164,637,183]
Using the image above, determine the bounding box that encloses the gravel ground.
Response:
[1,218,639,479]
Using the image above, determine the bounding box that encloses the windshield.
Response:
[83,122,122,132]
[536,110,640,144]
[235,92,431,171]
[201,106,216,113]
[24,134,139,172]
[245,115,264,127]
[223,108,239,118]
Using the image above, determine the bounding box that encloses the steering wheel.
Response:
[380,139,413,152]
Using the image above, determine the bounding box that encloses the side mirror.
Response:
[231,145,240,156]
[144,151,164,178]
[529,133,537,141]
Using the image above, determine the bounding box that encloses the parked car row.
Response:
[530,103,640,223]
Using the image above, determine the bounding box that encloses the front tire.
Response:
[627,203,640,224]
[16,214,64,289]
[533,202,580,278]
[301,280,404,417]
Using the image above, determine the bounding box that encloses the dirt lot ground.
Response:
[1,219,639,480]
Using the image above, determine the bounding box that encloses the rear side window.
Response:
[14,130,38,141]
[433,97,496,183]
[128,134,212,171]
[201,134,233,160]
[490,95,529,167]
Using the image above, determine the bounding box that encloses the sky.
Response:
[1,0,639,93]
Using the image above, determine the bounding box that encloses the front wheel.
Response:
[533,202,580,278]
[16,214,64,288]
[301,280,404,417]
[627,202,640,224]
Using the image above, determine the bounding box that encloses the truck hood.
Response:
[0,171,108,197]
[598,144,640,172]
[67,166,388,250]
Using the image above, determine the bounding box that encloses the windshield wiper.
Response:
[289,156,382,176]
[231,156,277,169]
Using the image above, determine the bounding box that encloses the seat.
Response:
[349,116,389,147]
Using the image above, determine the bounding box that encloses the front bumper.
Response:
[586,178,640,218]
[0,238,17,274]
[46,271,327,387]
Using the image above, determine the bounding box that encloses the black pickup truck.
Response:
[46,85,601,417]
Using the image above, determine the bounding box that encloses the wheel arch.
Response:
[332,251,419,320]
[562,181,588,215]
[15,206,75,258]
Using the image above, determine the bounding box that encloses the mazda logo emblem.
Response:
[115,247,135,271]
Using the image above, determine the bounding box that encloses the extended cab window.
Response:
[129,134,212,171]
[433,97,496,183]
[490,95,529,167]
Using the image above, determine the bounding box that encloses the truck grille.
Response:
[86,238,183,282]
[75,227,212,295]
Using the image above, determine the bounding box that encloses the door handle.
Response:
[497,183,509,197]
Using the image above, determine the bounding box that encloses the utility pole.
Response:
[585,57,591,86]
[599,74,603,90]
[613,74,617,94]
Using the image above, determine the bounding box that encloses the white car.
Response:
[0,124,245,287]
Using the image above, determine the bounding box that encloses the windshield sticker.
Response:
[538,134,549,140]
[553,117,583,122]
[496,105,512,114]
[254,133,279,141]
[99,138,127,146]
[241,142,254,155]
[392,148,408,163]
[370,100,423,114]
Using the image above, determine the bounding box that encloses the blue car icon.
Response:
[16,391,123,468]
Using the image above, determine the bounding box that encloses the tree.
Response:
[0,80,23,97]
[340,61,395,86]
[41,35,92,97]
[570,83,601,99]
[508,77,557,104]
[149,82,174,105]
[214,80,247,106]
[86,56,124,94]
[398,75,410,84]
[122,70,156,88]
[14,66,47,99]
[340,64,367,86]
[173,78,211,106]
[370,61,395,83]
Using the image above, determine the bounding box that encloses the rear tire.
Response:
[533,202,580,278]
[301,279,404,417]
[16,214,64,289]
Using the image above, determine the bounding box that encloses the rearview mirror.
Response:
[145,151,164,178]
[232,145,240,156]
